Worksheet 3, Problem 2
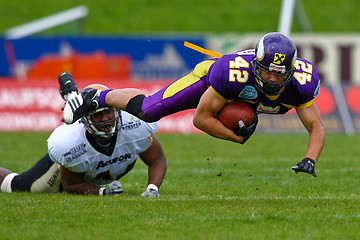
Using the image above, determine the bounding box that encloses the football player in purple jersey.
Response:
[62,32,325,177]
[0,78,167,196]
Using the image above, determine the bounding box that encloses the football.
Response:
[216,101,255,130]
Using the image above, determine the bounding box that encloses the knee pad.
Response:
[126,94,145,119]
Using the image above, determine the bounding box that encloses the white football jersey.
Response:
[47,111,158,185]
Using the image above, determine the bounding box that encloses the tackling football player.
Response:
[0,78,167,196]
[61,32,325,177]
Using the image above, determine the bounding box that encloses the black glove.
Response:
[292,158,317,177]
[80,87,101,110]
[233,114,258,144]
[62,88,101,124]
[58,72,78,100]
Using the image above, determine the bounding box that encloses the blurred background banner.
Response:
[1,34,360,85]
[0,36,205,80]
[0,79,357,134]
[0,2,359,134]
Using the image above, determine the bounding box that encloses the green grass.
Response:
[0,132,359,239]
[1,2,359,238]
[1,0,360,34]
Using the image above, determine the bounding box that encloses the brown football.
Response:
[216,101,255,130]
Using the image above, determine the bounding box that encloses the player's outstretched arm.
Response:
[293,103,325,177]
[60,166,122,195]
[139,137,167,197]
[60,166,102,195]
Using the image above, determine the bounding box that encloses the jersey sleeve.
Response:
[207,56,230,98]
[47,123,89,173]
[120,111,158,153]
[207,53,253,100]
[293,59,321,108]
[122,111,158,136]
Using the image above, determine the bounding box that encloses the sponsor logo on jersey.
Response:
[122,121,141,130]
[238,86,258,99]
[96,153,132,169]
[63,143,87,162]
[256,102,280,114]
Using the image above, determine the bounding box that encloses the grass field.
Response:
[1,1,359,239]
[1,0,360,34]
[0,132,359,240]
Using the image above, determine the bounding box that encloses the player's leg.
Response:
[126,60,216,122]
[1,153,62,193]
[0,167,14,181]
[0,167,17,192]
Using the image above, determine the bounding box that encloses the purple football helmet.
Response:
[252,32,297,96]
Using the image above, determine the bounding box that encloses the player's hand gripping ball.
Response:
[216,101,255,130]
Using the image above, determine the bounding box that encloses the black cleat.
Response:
[58,72,78,100]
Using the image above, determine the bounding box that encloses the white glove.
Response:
[62,94,83,124]
[141,184,160,197]
[99,181,123,195]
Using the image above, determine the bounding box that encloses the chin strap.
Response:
[184,41,222,58]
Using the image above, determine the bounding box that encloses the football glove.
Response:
[100,181,124,195]
[58,72,78,101]
[292,158,317,177]
[141,189,160,197]
[233,114,258,144]
[62,88,101,124]
[141,184,160,197]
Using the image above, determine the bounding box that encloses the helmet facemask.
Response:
[252,59,295,96]
[82,107,122,138]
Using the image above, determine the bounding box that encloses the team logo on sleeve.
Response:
[273,53,286,64]
[238,86,258,100]
[314,81,320,98]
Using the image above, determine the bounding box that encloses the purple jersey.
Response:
[141,49,320,121]
[208,49,320,114]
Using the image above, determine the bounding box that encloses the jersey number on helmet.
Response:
[229,56,250,83]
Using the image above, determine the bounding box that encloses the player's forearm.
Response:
[147,156,167,188]
[193,115,243,143]
[304,125,326,162]
[63,182,101,195]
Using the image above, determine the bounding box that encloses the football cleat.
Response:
[58,72,78,101]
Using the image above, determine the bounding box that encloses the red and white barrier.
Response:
[0,78,358,134]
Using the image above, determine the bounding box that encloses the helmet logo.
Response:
[256,36,265,61]
[273,53,285,64]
